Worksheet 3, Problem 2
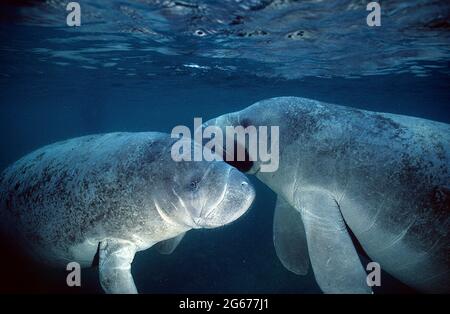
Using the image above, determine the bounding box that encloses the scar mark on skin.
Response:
[374,218,417,253]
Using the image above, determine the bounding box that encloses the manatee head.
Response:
[151,138,255,229]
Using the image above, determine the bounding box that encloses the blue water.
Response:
[0,0,449,293]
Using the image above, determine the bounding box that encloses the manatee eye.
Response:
[190,179,200,191]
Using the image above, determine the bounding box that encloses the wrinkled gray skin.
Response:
[204,97,449,293]
[0,132,255,294]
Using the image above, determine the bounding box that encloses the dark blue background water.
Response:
[0,0,449,293]
[1,65,448,293]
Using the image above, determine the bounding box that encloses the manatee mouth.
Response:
[223,141,254,173]
[193,167,231,227]
[195,168,255,228]
[200,120,255,173]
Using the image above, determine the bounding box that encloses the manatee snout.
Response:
[196,167,255,228]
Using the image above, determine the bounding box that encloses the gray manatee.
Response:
[0,132,255,293]
[203,97,449,293]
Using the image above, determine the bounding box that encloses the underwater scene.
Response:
[0,0,449,295]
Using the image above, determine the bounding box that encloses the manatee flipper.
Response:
[273,196,310,275]
[298,190,371,294]
[99,239,138,294]
[155,232,186,255]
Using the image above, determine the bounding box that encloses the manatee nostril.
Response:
[241,181,248,187]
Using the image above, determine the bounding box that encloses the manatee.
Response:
[202,97,449,293]
[0,132,255,294]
